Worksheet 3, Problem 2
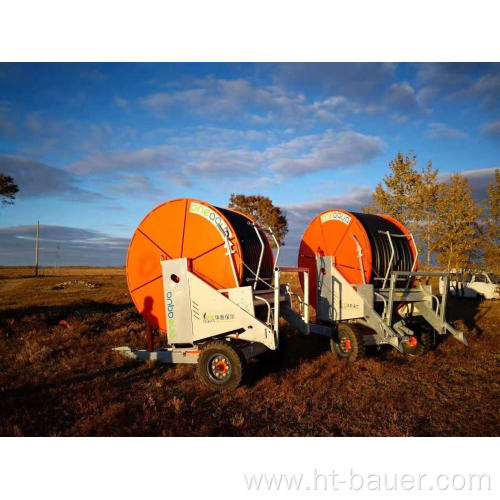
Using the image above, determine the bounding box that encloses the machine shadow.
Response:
[140,295,159,350]
[1,362,159,401]
[244,330,331,387]
[140,296,158,326]
[0,301,134,328]
[446,296,486,336]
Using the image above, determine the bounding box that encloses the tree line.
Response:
[365,152,500,274]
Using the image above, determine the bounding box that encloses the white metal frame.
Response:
[115,228,466,367]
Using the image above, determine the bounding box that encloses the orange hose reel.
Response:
[126,198,273,332]
[298,209,417,309]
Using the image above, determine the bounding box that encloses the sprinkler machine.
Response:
[115,198,467,391]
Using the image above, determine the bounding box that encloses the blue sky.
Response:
[0,62,498,266]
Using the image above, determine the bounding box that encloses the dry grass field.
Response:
[0,266,498,436]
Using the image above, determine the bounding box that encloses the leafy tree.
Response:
[0,174,18,206]
[482,169,500,274]
[413,160,441,268]
[366,152,442,268]
[228,194,288,246]
[366,152,494,271]
[366,152,422,230]
[433,174,481,270]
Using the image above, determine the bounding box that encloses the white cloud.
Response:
[481,120,500,138]
[185,130,384,179]
[391,113,409,124]
[142,125,276,147]
[0,154,105,201]
[18,112,137,158]
[416,63,474,89]
[0,106,16,138]
[426,122,468,139]
[0,224,128,266]
[415,64,500,110]
[65,129,385,182]
[416,86,438,108]
[140,77,385,126]
[66,144,182,175]
[266,131,385,176]
[104,174,167,199]
[24,111,44,132]
[387,82,418,111]
[284,186,373,226]
[452,73,500,109]
[272,63,396,101]
[438,167,497,200]
[114,95,129,110]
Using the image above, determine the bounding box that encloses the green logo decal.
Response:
[166,291,176,339]
[189,202,232,238]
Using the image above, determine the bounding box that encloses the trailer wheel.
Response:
[402,330,433,357]
[330,323,365,362]
[197,341,245,391]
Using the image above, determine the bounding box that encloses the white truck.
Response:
[439,269,500,300]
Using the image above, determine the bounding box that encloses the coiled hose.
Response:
[351,213,414,288]
[216,207,274,290]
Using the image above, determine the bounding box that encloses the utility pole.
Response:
[35,220,39,277]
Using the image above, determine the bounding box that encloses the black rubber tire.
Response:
[330,323,365,362]
[402,330,434,357]
[197,341,245,391]
[419,330,434,350]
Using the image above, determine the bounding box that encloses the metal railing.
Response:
[377,230,418,289]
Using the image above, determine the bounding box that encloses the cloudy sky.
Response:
[0,62,498,266]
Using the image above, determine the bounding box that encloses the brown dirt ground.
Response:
[0,266,498,436]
